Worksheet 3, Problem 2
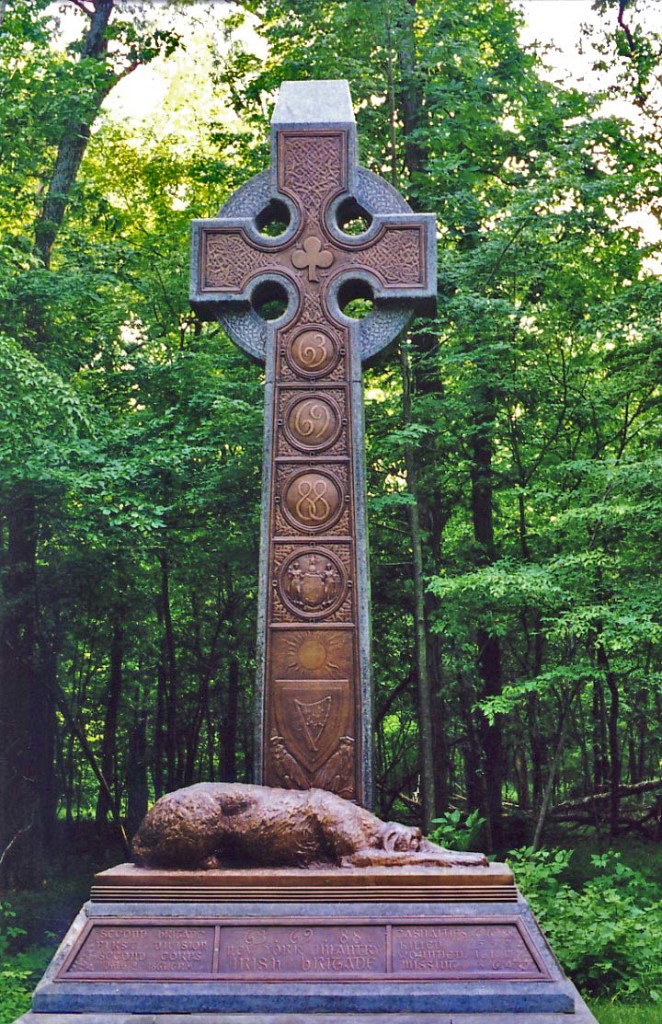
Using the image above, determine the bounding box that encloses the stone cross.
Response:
[190,81,436,806]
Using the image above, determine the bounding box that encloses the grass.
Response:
[588,1001,662,1023]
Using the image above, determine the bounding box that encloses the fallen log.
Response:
[550,778,662,815]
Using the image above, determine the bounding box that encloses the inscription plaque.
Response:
[392,923,543,977]
[218,924,385,978]
[64,924,215,978]
[59,917,550,984]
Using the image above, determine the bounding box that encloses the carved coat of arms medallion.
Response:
[277,548,346,618]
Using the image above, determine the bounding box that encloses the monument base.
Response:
[17,1012,598,1024]
[16,865,596,1022]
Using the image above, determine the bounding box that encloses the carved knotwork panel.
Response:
[203,231,268,291]
[298,291,329,326]
[274,501,351,541]
[343,225,426,288]
[279,358,344,385]
[278,131,347,214]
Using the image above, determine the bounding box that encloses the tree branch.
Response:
[0,815,35,872]
[551,777,662,815]
[67,0,95,18]
[616,0,649,108]
[617,0,637,56]
[47,678,131,857]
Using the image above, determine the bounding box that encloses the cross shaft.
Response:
[191,80,436,805]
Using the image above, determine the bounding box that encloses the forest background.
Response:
[0,0,661,1021]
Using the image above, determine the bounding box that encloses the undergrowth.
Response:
[509,847,662,1003]
[0,901,52,1024]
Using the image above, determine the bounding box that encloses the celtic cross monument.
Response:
[191,80,436,805]
[20,79,596,1024]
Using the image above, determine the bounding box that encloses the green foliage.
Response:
[0,900,50,1024]
[0,900,26,958]
[0,946,51,1024]
[0,0,660,890]
[428,808,487,851]
[0,331,89,481]
[216,0,662,831]
[510,848,662,1002]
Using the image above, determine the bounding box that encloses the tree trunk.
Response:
[400,341,436,831]
[430,666,451,815]
[532,719,568,851]
[41,644,59,854]
[592,676,609,796]
[154,611,167,800]
[183,591,223,785]
[457,671,485,812]
[0,488,53,884]
[159,551,180,790]
[396,0,425,193]
[96,608,125,824]
[219,596,240,783]
[636,697,648,784]
[476,629,504,849]
[220,654,240,784]
[126,711,149,838]
[527,694,546,810]
[35,0,115,268]
[469,398,504,849]
[597,643,621,838]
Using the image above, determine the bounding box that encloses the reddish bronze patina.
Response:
[59,915,549,984]
[91,860,517,904]
[131,783,488,872]
[196,127,431,801]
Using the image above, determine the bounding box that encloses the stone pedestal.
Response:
[16,1012,599,1024]
[15,864,597,1023]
